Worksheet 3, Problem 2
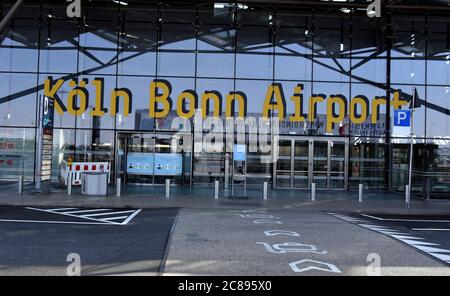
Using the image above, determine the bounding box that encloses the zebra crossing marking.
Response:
[25,207,142,225]
[328,212,450,265]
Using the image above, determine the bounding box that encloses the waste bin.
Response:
[81,172,108,196]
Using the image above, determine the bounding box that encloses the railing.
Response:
[388,168,450,199]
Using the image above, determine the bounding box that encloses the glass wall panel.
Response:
[275,27,312,81]
[0,73,37,127]
[158,24,196,77]
[78,6,119,75]
[350,83,387,137]
[51,128,75,182]
[117,22,157,76]
[197,25,235,78]
[236,26,273,80]
[0,127,35,180]
[391,84,425,137]
[38,74,76,128]
[115,76,155,131]
[427,86,450,138]
[39,14,79,74]
[0,16,39,72]
[391,16,426,85]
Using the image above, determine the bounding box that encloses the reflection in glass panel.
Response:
[118,22,157,75]
[0,128,35,180]
[275,27,312,81]
[158,24,196,76]
[391,84,425,137]
[0,73,37,127]
[350,139,385,189]
[116,76,155,131]
[78,18,119,75]
[236,26,273,79]
[51,128,75,181]
[74,129,114,163]
[76,75,115,130]
[0,17,39,72]
[197,25,235,78]
[427,33,450,85]
[39,18,79,74]
[426,86,450,138]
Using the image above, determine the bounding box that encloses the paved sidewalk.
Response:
[0,182,450,215]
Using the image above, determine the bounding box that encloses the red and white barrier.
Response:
[61,161,110,186]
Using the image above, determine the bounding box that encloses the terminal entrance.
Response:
[115,132,191,186]
[274,137,348,190]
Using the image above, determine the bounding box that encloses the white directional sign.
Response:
[289,259,342,274]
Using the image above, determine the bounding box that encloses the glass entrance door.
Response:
[116,132,191,186]
[275,137,348,190]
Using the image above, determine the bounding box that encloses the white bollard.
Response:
[359,183,363,202]
[405,184,410,206]
[165,179,170,198]
[214,180,219,200]
[17,175,23,194]
[67,172,72,195]
[116,178,121,197]
[311,183,316,201]
[263,181,268,200]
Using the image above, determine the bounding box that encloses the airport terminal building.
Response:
[0,0,449,197]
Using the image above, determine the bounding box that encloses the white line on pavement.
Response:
[0,219,112,225]
[47,208,78,211]
[63,209,112,214]
[361,214,450,223]
[412,228,450,231]
[82,210,136,217]
[121,209,142,225]
[25,207,122,225]
[102,216,129,221]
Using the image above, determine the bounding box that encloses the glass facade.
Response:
[0,1,449,195]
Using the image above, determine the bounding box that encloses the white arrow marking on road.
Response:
[256,242,327,254]
[289,259,342,274]
[264,230,300,237]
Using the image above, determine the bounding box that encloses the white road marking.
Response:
[289,259,341,274]
[47,208,78,211]
[82,210,136,217]
[329,212,450,266]
[412,228,450,231]
[26,207,122,225]
[361,214,450,223]
[121,209,142,225]
[102,216,129,221]
[0,219,112,225]
[63,209,111,214]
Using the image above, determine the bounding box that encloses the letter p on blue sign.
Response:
[394,110,411,127]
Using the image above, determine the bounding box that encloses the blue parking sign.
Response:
[394,110,411,127]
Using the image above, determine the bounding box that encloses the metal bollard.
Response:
[17,175,23,194]
[214,180,219,200]
[311,183,316,201]
[67,172,72,195]
[405,184,410,207]
[116,177,121,197]
[359,183,363,202]
[263,181,268,200]
[165,179,170,198]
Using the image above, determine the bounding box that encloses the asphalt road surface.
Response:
[0,206,178,275]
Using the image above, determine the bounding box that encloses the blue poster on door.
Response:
[126,153,154,175]
[154,153,183,176]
